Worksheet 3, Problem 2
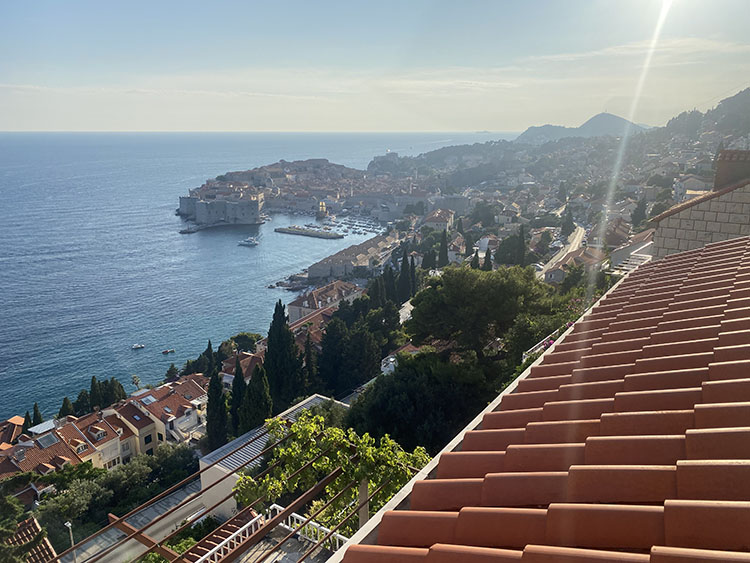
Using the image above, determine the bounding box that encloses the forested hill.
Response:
[514,113,643,145]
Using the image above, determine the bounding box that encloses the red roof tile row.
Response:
[342,235,750,563]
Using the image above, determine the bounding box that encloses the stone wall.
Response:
[653,183,750,259]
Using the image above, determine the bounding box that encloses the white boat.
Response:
[238,237,259,247]
[131,344,145,350]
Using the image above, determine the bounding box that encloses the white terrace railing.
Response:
[194,512,264,563]
[267,503,349,552]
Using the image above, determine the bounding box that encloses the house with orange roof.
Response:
[220,351,265,390]
[55,412,122,469]
[112,401,158,456]
[423,208,454,232]
[287,280,364,323]
[0,415,25,446]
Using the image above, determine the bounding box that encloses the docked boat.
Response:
[162,348,175,354]
[131,343,145,350]
[238,237,259,247]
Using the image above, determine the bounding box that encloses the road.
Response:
[537,225,586,279]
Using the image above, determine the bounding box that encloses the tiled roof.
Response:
[72,413,119,447]
[288,280,361,310]
[341,235,750,563]
[104,414,134,441]
[425,208,454,223]
[651,178,750,223]
[115,402,154,430]
[0,416,23,444]
[4,517,57,563]
[0,430,82,479]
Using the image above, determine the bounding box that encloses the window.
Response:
[146,448,153,455]
[168,421,174,430]
[144,434,152,444]
[76,444,86,454]
[157,433,164,441]
[122,442,130,452]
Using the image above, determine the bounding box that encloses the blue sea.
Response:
[0,131,514,420]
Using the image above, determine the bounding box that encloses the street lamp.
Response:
[64,522,77,563]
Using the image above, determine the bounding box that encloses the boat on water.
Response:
[131,343,145,350]
[238,236,259,247]
[162,348,176,354]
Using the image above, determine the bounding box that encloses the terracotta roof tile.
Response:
[4,517,57,563]
[340,235,750,563]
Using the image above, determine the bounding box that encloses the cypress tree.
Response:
[230,355,246,436]
[482,249,493,271]
[410,256,417,296]
[90,376,101,410]
[32,403,43,426]
[561,208,575,237]
[464,232,474,257]
[368,277,383,309]
[203,340,215,376]
[265,300,303,412]
[206,372,227,451]
[238,365,272,434]
[437,230,449,267]
[422,249,436,270]
[318,317,349,394]
[397,254,411,304]
[22,411,31,433]
[470,250,480,269]
[383,266,397,303]
[58,397,75,418]
[73,389,90,417]
[456,217,464,234]
[303,332,319,393]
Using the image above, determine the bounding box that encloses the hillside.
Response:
[515,112,644,145]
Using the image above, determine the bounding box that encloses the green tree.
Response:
[206,372,227,451]
[89,376,102,410]
[231,332,261,353]
[131,374,142,390]
[397,254,412,305]
[165,363,179,380]
[230,356,246,436]
[1,473,48,563]
[470,250,480,269]
[344,327,381,390]
[463,232,474,257]
[265,301,303,411]
[561,208,575,238]
[437,230,449,267]
[421,249,436,270]
[516,224,527,266]
[32,403,43,426]
[410,256,417,296]
[631,199,647,226]
[303,332,319,393]
[456,217,464,234]
[238,366,272,434]
[58,397,75,418]
[318,318,349,395]
[22,412,31,434]
[481,249,493,271]
[233,412,429,537]
[536,230,552,255]
[557,182,568,202]
[73,390,90,417]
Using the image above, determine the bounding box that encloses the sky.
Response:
[1,0,749,132]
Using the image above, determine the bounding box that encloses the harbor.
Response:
[274,225,345,239]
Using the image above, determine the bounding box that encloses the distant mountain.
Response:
[515,112,644,145]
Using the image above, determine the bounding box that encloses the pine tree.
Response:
[482,249,493,271]
[230,355,246,436]
[265,300,303,412]
[437,230,449,267]
[22,412,31,433]
[470,250,480,269]
[73,389,90,416]
[32,403,43,426]
[410,256,417,296]
[456,217,464,234]
[90,376,101,410]
[165,363,179,380]
[206,372,228,451]
[58,397,75,418]
[303,332,319,393]
[239,365,272,434]
[397,254,411,304]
